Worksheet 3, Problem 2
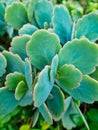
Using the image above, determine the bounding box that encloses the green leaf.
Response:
[5,2,28,29]
[87,109,98,122]
[50,54,59,83]
[58,38,98,74]
[0,2,5,21]
[19,90,33,106]
[89,123,98,130]
[53,5,73,45]
[20,124,30,130]
[27,0,38,22]
[27,30,61,70]
[57,64,82,89]
[25,58,33,90]
[3,51,25,74]
[47,85,65,121]
[34,66,53,107]
[75,12,98,42]
[63,75,98,103]
[19,24,38,36]
[0,87,18,117]
[32,109,39,127]
[62,97,83,129]
[34,0,53,28]
[90,67,98,81]
[5,72,25,90]
[0,53,7,77]
[39,103,53,124]
[10,35,30,60]
[15,81,28,100]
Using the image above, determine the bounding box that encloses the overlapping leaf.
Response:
[19,24,38,36]
[34,66,53,107]
[10,35,30,60]
[34,0,53,28]
[3,51,25,74]
[0,53,7,77]
[39,103,52,124]
[5,2,28,29]
[75,12,98,41]
[58,38,98,74]
[27,30,61,70]
[53,5,73,45]
[47,85,65,121]
[57,64,82,89]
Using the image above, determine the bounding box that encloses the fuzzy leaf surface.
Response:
[58,38,98,74]
[57,64,82,89]
[15,81,28,100]
[27,30,61,70]
[19,24,38,36]
[0,87,18,117]
[3,51,25,74]
[0,53,7,77]
[47,85,65,120]
[5,2,28,29]
[39,103,52,124]
[34,0,53,28]
[75,12,98,41]
[5,72,25,90]
[53,5,73,45]
[34,66,53,107]
[10,35,30,60]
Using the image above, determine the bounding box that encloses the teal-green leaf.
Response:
[5,72,25,90]
[75,12,98,42]
[63,75,98,103]
[50,54,59,83]
[47,85,65,121]
[15,81,28,100]
[62,97,81,129]
[10,35,30,60]
[57,64,82,89]
[19,90,33,106]
[25,58,32,90]
[53,5,73,45]
[27,0,38,22]
[0,87,18,117]
[90,67,98,81]
[19,24,38,36]
[34,66,53,107]
[0,53,7,77]
[34,0,53,28]
[58,38,98,74]
[27,30,61,70]
[39,103,53,124]
[5,2,28,29]
[3,51,25,74]
[0,2,5,21]
[32,109,39,127]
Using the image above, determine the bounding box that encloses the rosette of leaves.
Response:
[0,52,33,117]
[0,1,98,130]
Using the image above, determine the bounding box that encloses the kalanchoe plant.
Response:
[0,0,98,129]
